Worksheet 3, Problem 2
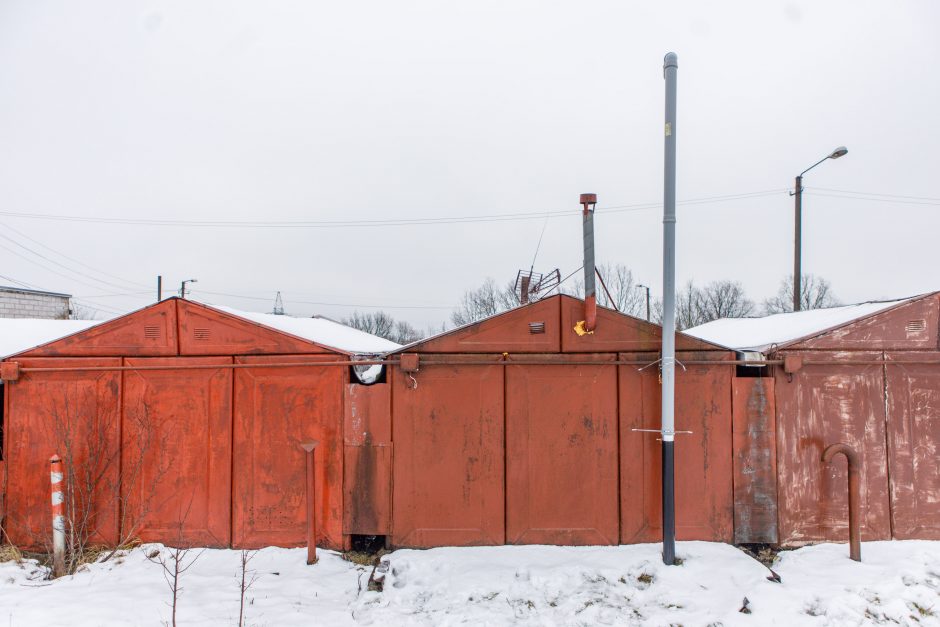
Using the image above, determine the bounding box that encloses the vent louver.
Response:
[194,328,211,340]
[143,326,161,339]
[905,319,927,333]
[529,321,546,334]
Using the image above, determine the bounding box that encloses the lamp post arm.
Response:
[800,155,830,178]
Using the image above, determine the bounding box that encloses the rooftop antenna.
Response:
[272,291,285,315]
[514,218,559,304]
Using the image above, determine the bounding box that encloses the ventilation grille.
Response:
[906,319,927,333]
[528,321,546,334]
[143,326,161,339]
[193,328,211,340]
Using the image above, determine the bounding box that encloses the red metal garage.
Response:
[388,294,736,548]
[687,291,940,544]
[0,298,397,550]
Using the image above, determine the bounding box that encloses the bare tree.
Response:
[147,503,203,627]
[566,263,646,317]
[654,280,755,330]
[763,274,839,314]
[392,319,423,345]
[36,394,174,574]
[237,550,260,627]
[342,311,426,344]
[451,278,519,326]
[697,280,755,321]
[342,311,396,339]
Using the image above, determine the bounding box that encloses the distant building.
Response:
[0,286,71,319]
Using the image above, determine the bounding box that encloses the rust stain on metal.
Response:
[732,377,778,544]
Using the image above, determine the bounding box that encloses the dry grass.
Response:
[343,550,386,567]
[0,544,23,564]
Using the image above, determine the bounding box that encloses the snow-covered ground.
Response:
[2,541,938,626]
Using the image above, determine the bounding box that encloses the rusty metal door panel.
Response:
[4,358,122,549]
[344,381,391,446]
[122,357,232,547]
[885,352,940,539]
[732,377,778,544]
[774,352,891,543]
[391,357,504,547]
[506,355,618,545]
[233,355,344,549]
[178,300,329,356]
[19,300,178,358]
[619,352,734,543]
[343,382,391,536]
[344,444,391,535]
[789,295,939,351]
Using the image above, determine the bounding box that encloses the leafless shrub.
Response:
[237,550,260,627]
[147,503,203,627]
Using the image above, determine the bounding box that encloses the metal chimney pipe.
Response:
[581,193,598,332]
[661,51,678,566]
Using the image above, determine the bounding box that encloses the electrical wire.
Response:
[190,289,454,310]
[805,191,940,207]
[0,230,148,292]
[808,187,940,202]
[0,221,151,290]
[0,189,787,229]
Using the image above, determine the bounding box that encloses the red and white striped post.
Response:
[49,454,66,577]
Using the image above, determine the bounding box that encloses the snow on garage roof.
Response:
[0,318,102,359]
[209,304,401,354]
[684,297,914,353]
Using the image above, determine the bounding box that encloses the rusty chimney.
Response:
[581,193,598,332]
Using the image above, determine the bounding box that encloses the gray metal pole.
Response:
[793,175,802,312]
[661,51,678,566]
[157,275,162,302]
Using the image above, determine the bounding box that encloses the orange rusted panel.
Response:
[402,298,561,353]
[343,382,392,535]
[774,352,891,543]
[17,300,178,358]
[344,381,391,446]
[885,352,940,539]
[732,377,778,544]
[505,354,619,545]
[122,357,232,547]
[785,294,939,351]
[232,355,344,549]
[344,444,391,535]
[558,294,722,353]
[4,358,122,549]
[391,356,505,547]
[178,300,329,356]
[620,352,734,543]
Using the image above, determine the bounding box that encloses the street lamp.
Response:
[636,284,651,321]
[179,278,198,299]
[792,146,848,311]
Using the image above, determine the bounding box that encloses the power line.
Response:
[0,189,787,229]
[805,191,940,207]
[0,229,148,292]
[0,221,151,290]
[808,187,940,202]
[191,289,454,310]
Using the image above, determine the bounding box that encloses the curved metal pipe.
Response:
[822,443,861,561]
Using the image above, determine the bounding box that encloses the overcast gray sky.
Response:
[0,1,937,328]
